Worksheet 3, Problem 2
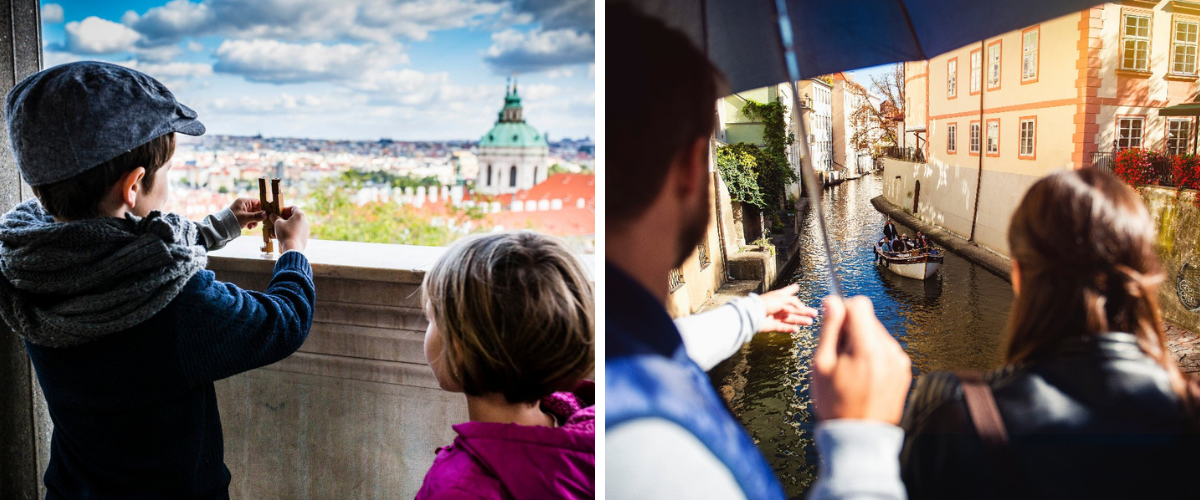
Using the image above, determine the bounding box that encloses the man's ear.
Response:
[674,136,710,200]
[116,167,147,208]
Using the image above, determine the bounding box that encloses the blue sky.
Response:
[39,0,595,141]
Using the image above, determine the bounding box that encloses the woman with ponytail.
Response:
[899,169,1200,500]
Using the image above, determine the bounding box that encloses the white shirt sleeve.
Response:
[607,418,748,500]
[808,420,907,500]
[674,294,765,371]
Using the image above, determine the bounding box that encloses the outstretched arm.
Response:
[675,284,815,371]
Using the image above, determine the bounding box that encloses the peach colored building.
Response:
[887,0,1200,256]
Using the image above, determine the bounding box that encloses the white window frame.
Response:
[1022,28,1039,81]
[948,58,957,98]
[970,123,981,153]
[1173,20,1199,75]
[970,50,982,94]
[987,42,1001,89]
[1118,117,1144,149]
[948,123,957,153]
[1122,13,1152,71]
[1019,119,1036,157]
[1168,118,1191,155]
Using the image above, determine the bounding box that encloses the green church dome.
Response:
[481,122,547,148]
[480,77,548,149]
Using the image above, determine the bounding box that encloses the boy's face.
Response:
[423,301,462,393]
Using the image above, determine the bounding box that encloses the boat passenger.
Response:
[884,217,897,241]
[900,169,1200,499]
[880,237,892,254]
[914,232,929,249]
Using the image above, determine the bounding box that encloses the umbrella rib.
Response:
[896,1,926,60]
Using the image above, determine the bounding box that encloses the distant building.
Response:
[476,78,549,195]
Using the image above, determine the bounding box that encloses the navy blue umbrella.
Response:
[628,0,1105,296]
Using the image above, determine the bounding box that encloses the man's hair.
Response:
[422,231,594,404]
[608,2,724,225]
[31,132,176,220]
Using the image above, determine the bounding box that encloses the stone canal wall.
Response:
[1141,186,1200,336]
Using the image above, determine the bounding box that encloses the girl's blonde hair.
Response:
[422,231,594,403]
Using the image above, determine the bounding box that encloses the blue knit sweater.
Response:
[23,246,315,498]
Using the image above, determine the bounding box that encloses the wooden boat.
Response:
[874,244,944,280]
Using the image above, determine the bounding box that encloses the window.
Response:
[669,268,685,292]
[986,119,999,156]
[970,122,981,154]
[1019,117,1036,158]
[1122,13,1151,71]
[987,40,1001,89]
[1117,117,1144,149]
[1169,118,1191,154]
[1174,20,1199,74]
[947,58,957,98]
[947,123,958,153]
[698,241,711,268]
[1022,27,1039,82]
[486,164,492,186]
[509,165,517,187]
[970,49,982,94]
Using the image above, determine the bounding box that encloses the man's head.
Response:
[609,3,725,267]
[6,61,206,220]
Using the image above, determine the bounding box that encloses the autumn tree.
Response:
[847,63,904,152]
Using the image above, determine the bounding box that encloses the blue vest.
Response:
[605,262,784,500]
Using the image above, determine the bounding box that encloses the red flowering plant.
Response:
[1114,149,1155,188]
[1170,154,1200,208]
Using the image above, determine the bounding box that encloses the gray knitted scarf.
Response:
[0,199,207,348]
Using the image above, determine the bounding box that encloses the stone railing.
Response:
[208,237,461,498]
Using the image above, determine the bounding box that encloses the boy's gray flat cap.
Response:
[5,61,205,187]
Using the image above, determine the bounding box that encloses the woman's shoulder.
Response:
[903,366,1021,431]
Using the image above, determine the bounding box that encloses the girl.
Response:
[900,169,1200,499]
[416,231,594,499]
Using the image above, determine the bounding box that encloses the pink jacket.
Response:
[415,382,595,500]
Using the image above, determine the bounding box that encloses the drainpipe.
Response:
[969,39,985,242]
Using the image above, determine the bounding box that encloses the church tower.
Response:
[476,76,549,195]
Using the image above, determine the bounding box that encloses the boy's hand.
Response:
[811,295,912,425]
[759,284,818,333]
[272,206,309,253]
[229,198,268,230]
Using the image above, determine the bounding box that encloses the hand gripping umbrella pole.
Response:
[772,0,844,298]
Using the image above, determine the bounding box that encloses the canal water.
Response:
[707,173,1015,499]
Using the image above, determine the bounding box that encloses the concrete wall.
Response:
[0,1,51,498]
[881,157,1037,256]
[206,238,466,499]
[1141,186,1200,335]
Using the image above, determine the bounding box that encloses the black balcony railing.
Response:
[880,146,925,163]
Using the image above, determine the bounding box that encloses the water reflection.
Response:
[707,173,1014,499]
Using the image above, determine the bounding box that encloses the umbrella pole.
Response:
[772,0,844,298]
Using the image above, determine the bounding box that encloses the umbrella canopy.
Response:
[631,0,1110,94]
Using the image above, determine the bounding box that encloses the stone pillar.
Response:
[0,1,45,498]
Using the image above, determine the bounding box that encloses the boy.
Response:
[0,61,315,499]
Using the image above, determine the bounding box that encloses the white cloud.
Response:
[484,28,594,74]
[136,44,183,63]
[63,16,142,54]
[213,39,407,84]
[128,61,214,79]
[41,3,64,24]
[187,41,204,52]
[130,0,506,46]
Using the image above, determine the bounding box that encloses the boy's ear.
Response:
[117,167,147,208]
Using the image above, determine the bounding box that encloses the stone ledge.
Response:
[209,237,443,284]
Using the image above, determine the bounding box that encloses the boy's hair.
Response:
[31,132,176,220]
[422,231,594,404]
